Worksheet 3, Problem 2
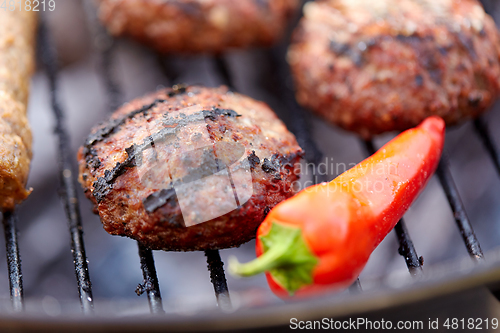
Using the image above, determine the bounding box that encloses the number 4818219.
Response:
[0,1,56,11]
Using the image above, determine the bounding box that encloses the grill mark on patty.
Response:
[83,86,188,158]
[395,34,445,84]
[142,149,257,214]
[92,126,178,202]
[83,99,165,156]
[140,109,243,213]
[329,31,468,85]
[143,186,177,213]
[92,107,241,203]
[206,122,243,210]
[203,107,241,120]
[329,39,364,66]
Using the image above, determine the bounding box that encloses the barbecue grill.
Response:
[2,0,500,331]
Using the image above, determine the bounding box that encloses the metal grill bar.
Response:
[157,55,181,84]
[268,48,324,166]
[38,18,94,314]
[135,246,164,312]
[394,219,424,275]
[99,40,123,113]
[205,250,232,311]
[215,56,234,90]
[203,249,231,307]
[82,0,122,113]
[436,154,484,261]
[473,117,500,176]
[1,211,24,312]
[363,140,423,275]
[137,244,165,314]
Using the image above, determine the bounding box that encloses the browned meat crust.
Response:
[78,85,303,251]
[95,0,299,53]
[0,10,37,211]
[288,0,500,138]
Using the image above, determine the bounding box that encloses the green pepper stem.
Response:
[229,233,297,277]
[228,222,318,295]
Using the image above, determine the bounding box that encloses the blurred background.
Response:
[1,0,500,325]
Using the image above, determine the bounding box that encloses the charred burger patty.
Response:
[288,0,500,138]
[78,85,303,251]
[96,0,299,53]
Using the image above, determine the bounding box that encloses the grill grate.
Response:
[38,17,94,314]
[86,16,235,310]
[266,48,324,167]
[2,0,500,319]
[474,116,500,176]
[1,211,24,312]
[136,244,164,314]
[205,250,232,311]
[82,2,168,313]
[436,155,484,261]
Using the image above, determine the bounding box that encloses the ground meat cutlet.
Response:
[0,10,37,212]
[95,0,299,54]
[288,0,500,138]
[78,85,303,251]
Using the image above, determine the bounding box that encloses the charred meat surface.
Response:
[95,0,299,53]
[288,0,500,138]
[0,10,37,211]
[78,86,303,251]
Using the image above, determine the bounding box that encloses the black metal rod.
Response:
[137,244,165,314]
[363,140,423,275]
[436,154,484,261]
[394,219,424,275]
[82,0,122,113]
[100,40,123,113]
[268,48,324,166]
[2,211,24,311]
[214,56,235,90]
[157,55,180,84]
[38,18,94,314]
[205,250,232,311]
[473,117,500,176]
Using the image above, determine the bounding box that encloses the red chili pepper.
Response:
[230,116,445,297]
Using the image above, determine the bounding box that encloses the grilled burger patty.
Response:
[0,10,36,211]
[78,86,303,251]
[96,0,299,53]
[288,0,500,138]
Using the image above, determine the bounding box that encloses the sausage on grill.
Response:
[288,0,500,138]
[0,10,37,211]
[78,85,303,251]
[95,0,299,53]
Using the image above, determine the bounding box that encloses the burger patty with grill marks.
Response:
[78,85,303,251]
[288,0,500,138]
[95,0,299,53]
